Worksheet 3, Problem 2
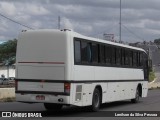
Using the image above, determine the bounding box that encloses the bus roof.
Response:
[71,31,146,53]
[21,29,146,53]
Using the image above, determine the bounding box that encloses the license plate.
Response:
[36,95,45,100]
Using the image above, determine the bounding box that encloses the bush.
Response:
[149,70,156,82]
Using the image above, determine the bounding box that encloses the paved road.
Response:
[0,89,160,120]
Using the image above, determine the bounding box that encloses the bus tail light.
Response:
[64,83,70,94]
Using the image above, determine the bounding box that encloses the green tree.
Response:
[0,39,17,65]
[154,38,160,44]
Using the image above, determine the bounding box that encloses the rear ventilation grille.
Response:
[75,85,82,101]
[76,85,82,92]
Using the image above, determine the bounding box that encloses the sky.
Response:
[0,0,160,43]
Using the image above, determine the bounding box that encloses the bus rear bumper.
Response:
[16,93,70,104]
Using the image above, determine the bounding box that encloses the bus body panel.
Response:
[16,30,71,103]
[17,65,65,80]
[18,81,64,92]
[95,67,144,80]
[16,30,66,64]
[73,66,144,81]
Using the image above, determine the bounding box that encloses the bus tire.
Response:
[90,88,101,112]
[131,87,140,103]
[44,103,63,111]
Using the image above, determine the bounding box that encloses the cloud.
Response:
[0,0,160,42]
[25,4,50,16]
[14,14,31,23]
[0,2,16,16]
[62,18,74,30]
[0,19,8,31]
[31,21,42,28]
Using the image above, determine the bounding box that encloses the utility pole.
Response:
[58,16,61,29]
[5,59,9,78]
[119,0,122,43]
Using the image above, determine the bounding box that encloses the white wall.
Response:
[0,65,15,78]
[0,88,15,99]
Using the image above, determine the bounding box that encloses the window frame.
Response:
[73,37,146,69]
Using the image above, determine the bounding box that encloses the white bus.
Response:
[15,29,149,111]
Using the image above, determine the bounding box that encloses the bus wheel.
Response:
[90,88,101,112]
[131,88,140,103]
[44,103,63,111]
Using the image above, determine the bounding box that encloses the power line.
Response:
[91,22,118,38]
[0,13,34,30]
[122,24,145,41]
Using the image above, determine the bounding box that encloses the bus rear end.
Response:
[16,29,71,110]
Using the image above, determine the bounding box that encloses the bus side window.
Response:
[124,49,129,66]
[140,53,143,67]
[81,41,88,63]
[81,41,92,64]
[139,52,143,67]
[74,40,81,64]
[105,46,112,64]
[133,51,138,67]
[100,45,105,64]
[87,43,92,63]
[116,48,121,65]
[112,47,116,64]
[92,43,98,64]
[129,51,133,67]
[121,49,125,66]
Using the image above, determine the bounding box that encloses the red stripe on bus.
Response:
[18,62,65,64]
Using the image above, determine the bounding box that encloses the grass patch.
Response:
[149,70,156,82]
[0,97,15,102]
